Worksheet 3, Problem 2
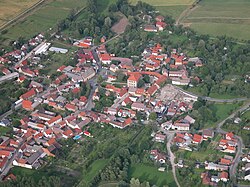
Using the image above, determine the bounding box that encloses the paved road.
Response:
[166,132,181,187]
[216,101,250,184]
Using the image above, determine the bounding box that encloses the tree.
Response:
[130,178,140,187]
[149,112,157,121]
[97,75,103,83]
[137,79,145,88]
[104,17,112,27]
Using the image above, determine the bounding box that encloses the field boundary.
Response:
[0,0,46,32]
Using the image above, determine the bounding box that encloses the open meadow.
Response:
[182,0,250,40]
[0,0,39,27]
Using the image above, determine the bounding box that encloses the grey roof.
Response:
[27,149,44,165]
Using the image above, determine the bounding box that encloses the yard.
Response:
[0,126,12,136]
[129,163,176,187]
[182,0,250,40]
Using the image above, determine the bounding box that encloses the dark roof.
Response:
[27,149,44,165]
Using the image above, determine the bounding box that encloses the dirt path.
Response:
[166,133,181,187]
[175,1,200,25]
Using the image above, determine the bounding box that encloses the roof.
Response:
[20,89,36,100]
[193,134,203,143]
[100,53,111,61]
[128,74,141,82]
[22,100,33,110]
[219,171,228,179]
[147,85,158,95]
[47,115,62,125]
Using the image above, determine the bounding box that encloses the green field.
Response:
[129,163,176,187]
[212,102,242,121]
[1,0,87,41]
[85,159,109,183]
[131,0,196,19]
[182,0,250,40]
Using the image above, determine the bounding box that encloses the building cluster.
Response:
[241,152,250,181]
[144,15,167,32]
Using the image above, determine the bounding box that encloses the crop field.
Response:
[1,0,87,41]
[130,0,195,6]
[182,0,250,40]
[0,0,39,27]
[131,0,196,19]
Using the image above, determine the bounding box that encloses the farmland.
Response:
[130,0,196,19]
[182,0,250,40]
[0,0,40,27]
[1,0,87,43]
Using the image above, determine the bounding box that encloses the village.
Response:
[0,13,249,186]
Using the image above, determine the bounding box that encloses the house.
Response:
[62,129,74,139]
[144,25,157,32]
[65,103,77,112]
[183,115,195,124]
[106,107,117,116]
[156,21,167,31]
[205,162,228,171]
[100,53,111,64]
[131,102,145,111]
[110,64,118,72]
[222,146,236,154]
[154,133,166,143]
[122,97,132,106]
[127,74,141,87]
[171,122,190,131]
[155,15,165,22]
[192,134,203,144]
[0,119,11,127]
[150,149,166,164]
[46,115,62,127]
[81,67,95,81]
[244,170,250,181]
[225,132,234,141]
[220,171,229,182]
[146,85,158,96]
[20,89,36,100]
[22,100,33,111]
[202,129,214,140]
[201,172,215,186]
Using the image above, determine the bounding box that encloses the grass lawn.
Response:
[85,159,109,183]
[211,102,243,121]
[202,102,243,128]
[242,110,250,120]
[11,167,49,182]
[129,163,176,187]
[0,126,12,136]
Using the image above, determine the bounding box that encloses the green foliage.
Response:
[149,112,157,121]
